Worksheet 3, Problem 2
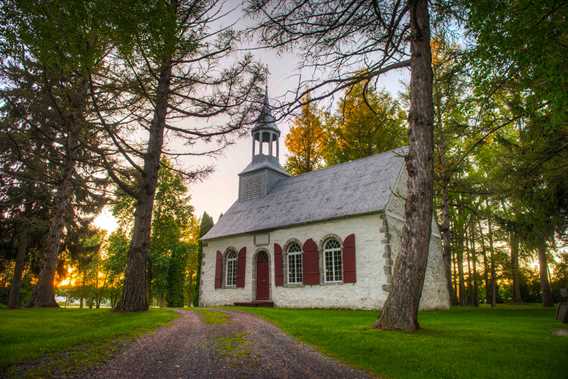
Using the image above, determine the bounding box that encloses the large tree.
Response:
[324,81,407,165]
[285,99,326,175]
[111,160,197,307]
[0,0,110,306]
[465,0,568,305]
[94,0,264,311]
[250,0,436,330]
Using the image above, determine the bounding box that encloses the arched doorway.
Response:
[256,251,270,301]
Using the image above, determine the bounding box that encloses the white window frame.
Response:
[323,238,343,283]
[287,242,303,284]
[225,250,237,287]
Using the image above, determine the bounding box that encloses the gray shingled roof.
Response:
[202,147,408,240]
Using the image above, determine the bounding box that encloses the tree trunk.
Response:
[8,233,28,308]
[440,176,457,305]
[510,232,522,304]
[537,241,554,307]
[115,61,172,312]
[376,0,433,331]
[487,216,497,308]
[469,223,479,307]
[465,227,473,305]
[29,73,88,307]
[452,242,459,301]
[80,271,86,309]
[457,225,466,305]
[29,143,76,307]
[477,221,490,304]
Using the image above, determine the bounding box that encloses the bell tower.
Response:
[238,89,289,202]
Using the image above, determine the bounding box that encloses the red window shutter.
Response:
[343,234,356,283]
[303,238,320,285]
[215,251,223,289]
[237,247,246,288]
[274,243,284,286]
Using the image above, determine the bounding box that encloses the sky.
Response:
[94,2,409,233]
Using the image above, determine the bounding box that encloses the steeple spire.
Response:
[251,85,280,159]
[237,83,289,202]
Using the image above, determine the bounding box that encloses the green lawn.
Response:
[234,305,568,379]
[0,308,178,377]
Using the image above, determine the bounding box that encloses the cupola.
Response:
[238,88,289,202]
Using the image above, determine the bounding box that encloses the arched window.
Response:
[323,238,342,283]
[225,249,237,287]
[287,242,303,284]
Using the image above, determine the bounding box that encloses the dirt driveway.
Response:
[84,309,373,379]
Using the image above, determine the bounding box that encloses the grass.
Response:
[0,307,178,377]
[191,308,230,324]
[215,332,252,362]
[234,305,568,379]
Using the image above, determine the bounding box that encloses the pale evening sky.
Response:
[94,1,409,233]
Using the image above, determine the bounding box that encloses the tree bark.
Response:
[376,0,433,331]
[465,227,473,305]
[452,241,459,301]
[510,231,522,304]
[440,176,457,305]
[435,71,456,306]
[537,240,554,307]
[487,215,497,308]
[469,222,479,307]
[477,220,490,304]
[457,222,466,305]
[8,233,28,308]
[115,60,172,312]
[29,141,76,307]
[29,72,88,307]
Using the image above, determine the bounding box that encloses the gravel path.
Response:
[84,309,374,379]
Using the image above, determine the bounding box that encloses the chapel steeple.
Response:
[238,87,289,202]
[251,88,281,162]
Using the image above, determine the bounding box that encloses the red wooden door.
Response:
[256,251,269,301]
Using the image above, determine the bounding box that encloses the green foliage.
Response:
[237,306,567,379]
[466,0,568,125]
[110,159,198,307]
[284,99,327,175]
[0,308,177,376]
[166,244,191,307]
[284,82,407,175]
[323,82,407,165]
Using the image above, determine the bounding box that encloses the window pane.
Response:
[324,239,342,282]
[287,243,303,284]
[226,251,237,286]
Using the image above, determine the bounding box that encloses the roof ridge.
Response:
[202,145,408,240]
[287,146,408,180]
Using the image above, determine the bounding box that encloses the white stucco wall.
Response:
[200,213,390,309]
[200,167,450,311]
